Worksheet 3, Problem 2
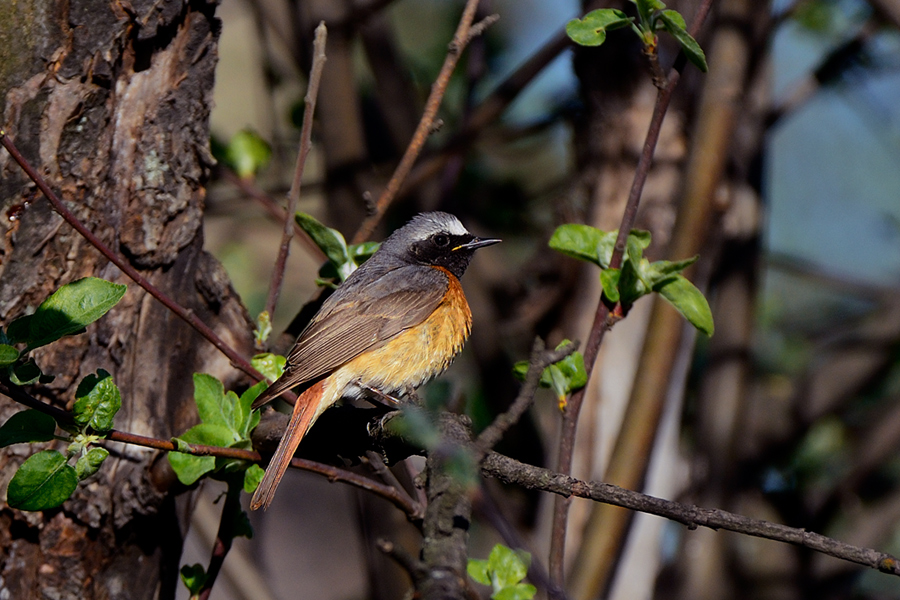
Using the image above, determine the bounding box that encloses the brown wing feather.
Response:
[252,265,448,409]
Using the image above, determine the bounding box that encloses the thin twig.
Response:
[474,339,575,457]
[197,479,242,600]
[219,167,326,262]
[265,22,327,321]
[349,0,485,245]
[0,383,418,517]
[484,452,900,578]
[0,131,264,384]
[365,450,424,520]
[547,0,715,588]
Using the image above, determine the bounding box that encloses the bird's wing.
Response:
[252,265,448,408]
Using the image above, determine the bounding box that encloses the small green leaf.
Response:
[493,583,537,600]
[22,278,126,351]
[599,268,621,303]
[548,224,617,268]
[180,563,208,595]
[566,9,632,46]
[193,373,233,430]
[295,212,353,279]
[488,544,531,589]
[0,410,57,447]
[349,241,381,266]
[628,229,652,250]
[74,447,109,480]
[467,559,491,586]
[239,383,265,437]
[73,369,121,432]
[254,310,272,346]
[9,358,43,386]
[654,274,714,336]
[168,424,237,485]
[634,0,667,27]
[0,344,19,366]
[225,129,272,178]
[233,509,254,539]
[645,255,698,285]
[243,464,265,493]
[7,450,78,511]
[251,353,286,382]
[657,10,708,72]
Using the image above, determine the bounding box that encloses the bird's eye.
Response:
[433,233,450,247]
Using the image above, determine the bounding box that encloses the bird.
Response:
[250,212,500,510]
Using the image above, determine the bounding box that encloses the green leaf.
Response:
[251,353,286,382]
[467,559,491,586]
[9,358,43,386]
[74,447,109,480]
[493,583,537,600]
[6,315,32,344]
[254,310,272,346]
[645,255,698,285]
[512,341,586,402]
[0,410,57,447]
[21,277,126,351]
[193,373,234,430]
[233,509,254,539]
[225,129,272,178]
[349,241,381,266]
[548,224,617,268]
[566,9,632,46]
[180,563,208,596]
[633,0,666,26]
[295,212,354,279]
[0,344,19,366]
[658,10,708,72]
[654,274,714,336]
[488,544,531,589]
[7,450,78,511]
[73,369,121,432]
[243,464,265,493]
[168,424,237,485]
[599,268,621,303]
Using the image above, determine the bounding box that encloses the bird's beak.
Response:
[453,237,501,252]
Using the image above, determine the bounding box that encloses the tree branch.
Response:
[548,0,715,586]
[0,131,265,384]
[265,22,327,322]
[484,452,900,577]
[0,382,418,519]
[350,0,487,245]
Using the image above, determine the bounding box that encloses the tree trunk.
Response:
[0,1,252,598]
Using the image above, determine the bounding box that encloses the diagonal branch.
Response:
[0,131,265,384]
[265,22,328,322]
[349,0,487,245]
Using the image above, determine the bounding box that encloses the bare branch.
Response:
[265,22,328,322]
[0,131,265,384]
[484,452,900,577]
[350,0,487,245]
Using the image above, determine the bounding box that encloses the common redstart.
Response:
[250,212,499,510]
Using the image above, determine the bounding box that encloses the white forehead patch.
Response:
[410,212,469,239]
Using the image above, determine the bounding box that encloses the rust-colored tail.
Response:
[250,380,325,510]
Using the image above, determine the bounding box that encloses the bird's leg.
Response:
[358,382,403,407]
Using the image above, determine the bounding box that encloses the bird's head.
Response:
[380,212,500,279]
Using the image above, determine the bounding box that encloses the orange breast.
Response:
[332,268,472,397]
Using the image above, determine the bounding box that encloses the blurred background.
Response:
[183,0,900,598]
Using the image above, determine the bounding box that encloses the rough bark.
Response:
[0,1,253,599]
